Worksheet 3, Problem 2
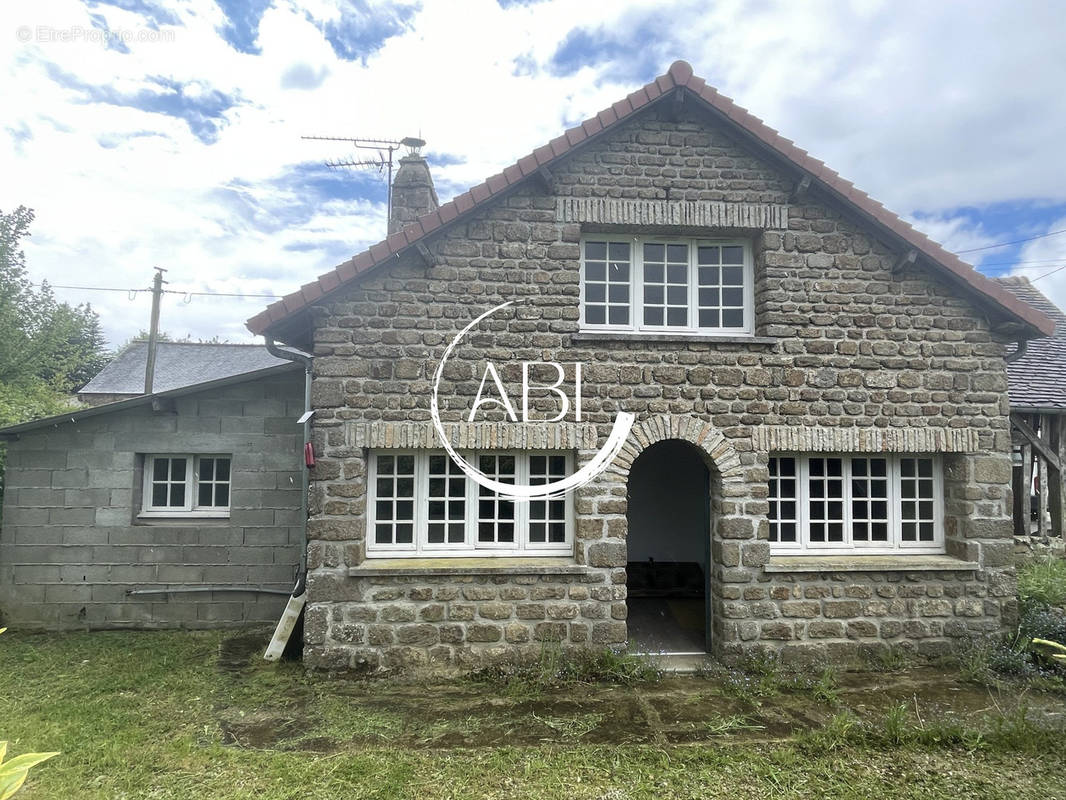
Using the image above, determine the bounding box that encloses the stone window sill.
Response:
[571,332,778,345]
[764,554,980,574]
[348,557,589,578]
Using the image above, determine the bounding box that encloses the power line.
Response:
[977,258,1066,266]
[31,282,279,299]
[1031,264,1066,283]
[955,227,1066,254]
[978,263,1066,276]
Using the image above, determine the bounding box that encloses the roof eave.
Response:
[0,362,301,439]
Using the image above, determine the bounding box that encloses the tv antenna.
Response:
[301,135,426,223]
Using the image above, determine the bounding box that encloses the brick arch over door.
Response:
[592,415,759,657]
[606,415,746,485]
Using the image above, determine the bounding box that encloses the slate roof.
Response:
[80,341,290,396]
[1,360,299,438]
[246,60,1055,342]
[995,277,1066,411]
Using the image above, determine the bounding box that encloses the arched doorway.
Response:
[626,439,711,654]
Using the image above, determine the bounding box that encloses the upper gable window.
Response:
[580,237,753,336]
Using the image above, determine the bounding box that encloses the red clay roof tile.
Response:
[418,212,442,236]
[336,260,357,282]
[627,88,649,111]
[453,191,475,214]
[319,272,341,292]
[485,172,508,194]
[582,117,603,137]
[300,282,324,304]
[368,242,391,263]
[437,203,458,224]
[564,126,586,147]
[532,145,554,165]
[502,164,523,184]
[668,60,693,84]
[517,154,538,175]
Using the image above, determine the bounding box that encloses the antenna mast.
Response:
[301,135,427,224]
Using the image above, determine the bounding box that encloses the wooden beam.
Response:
[1022,439,1034,535]
[892,249,918,274]
[1013,453,1028,537]
[665,87,685,122]
[1011,413,1061,471]
[1050,415,1066,539]
[1039,446,1050,537]
[415,241,436,267]
[992,320,1027,336]
[789,175,811,203]
[534,165,553,194]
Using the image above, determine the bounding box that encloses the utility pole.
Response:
[144,267,167,394]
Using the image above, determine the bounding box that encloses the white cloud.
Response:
[1016,218,1066,315]
[1,0,1064,347]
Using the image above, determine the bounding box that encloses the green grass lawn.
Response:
[2,628,1066,799]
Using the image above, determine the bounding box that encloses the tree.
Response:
[0,206,111,511]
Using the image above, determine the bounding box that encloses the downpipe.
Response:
[1005,338,1029,364]
[263,338,313,661]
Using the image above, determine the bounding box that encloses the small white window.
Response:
[580,236,753,335]
[366,451,574,558]
[767,454,943,554]
[141,454,231,518]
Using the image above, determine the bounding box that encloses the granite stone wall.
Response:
[302,104,1016,670]
[0,371,305,629]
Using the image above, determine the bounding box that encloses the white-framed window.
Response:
[367,451,574,558]
[767,454,944,555]
[141,454,232,518]
[579,236,754,335]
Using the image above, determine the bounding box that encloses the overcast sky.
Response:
[2,0,1065,347]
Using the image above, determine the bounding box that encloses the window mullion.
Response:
[517,454,529,553]
[465,451,477,550]
[688,246,697,333]
[184,455,194,512]
[889,456,901,552]
[414,452,426,556]
[799,457,810,548]
[632,238,641,331]
[933,456,945,548]
[842,456,853,549]
[566,452,575,545]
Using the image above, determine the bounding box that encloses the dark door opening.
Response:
[626,440,711,654]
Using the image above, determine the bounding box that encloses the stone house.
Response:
[246,60,1055,670]
[0,345,306,629]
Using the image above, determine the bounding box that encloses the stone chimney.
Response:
[389,148,438,234]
